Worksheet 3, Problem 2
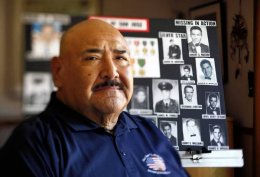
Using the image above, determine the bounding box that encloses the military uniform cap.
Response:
[158,82,173,90]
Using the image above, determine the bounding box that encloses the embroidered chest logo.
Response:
[142,153,171,175]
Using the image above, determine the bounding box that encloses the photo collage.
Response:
[23,16,229,151]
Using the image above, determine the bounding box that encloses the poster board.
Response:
[91,16,228,151]
[23,14,229,151]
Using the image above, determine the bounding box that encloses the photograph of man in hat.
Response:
[168,39,181,59]
[154,81,179,113]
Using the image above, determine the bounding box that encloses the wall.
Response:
[224,0,254,128]
[0,0,23,120]
[254,0,260,176]
[224,0,254,176]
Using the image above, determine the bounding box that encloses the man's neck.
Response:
[83,109,120,130]
[56,91,121,130]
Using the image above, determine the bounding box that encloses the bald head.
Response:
[59,19,128,58]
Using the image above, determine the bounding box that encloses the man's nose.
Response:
[100,54,119,79]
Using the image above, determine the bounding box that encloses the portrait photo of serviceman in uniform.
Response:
[0,19,189,177]
[153,80,180,114]
[180,65,194,81]
[209,124,226,147]
[182,118,201,142]
[206,92,221,115]
[160,121,178,146]
[131,85,149,109]
[196,58,217,84]
[187,25,209,57]
[168,39,181,59]
[182,84,198,105]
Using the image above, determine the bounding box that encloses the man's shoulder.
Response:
[200,43,208,47]
[7,108,62,143]
[122,111,150,124]
[122,112,158,130]
[156,100,164,105]
[170,99,178,104]
[200,43,209,49]
[174,45,180,48]
[9,114,51,139]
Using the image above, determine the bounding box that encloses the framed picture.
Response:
[189,1,227,83]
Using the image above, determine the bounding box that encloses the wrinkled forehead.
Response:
[60,19,129,57]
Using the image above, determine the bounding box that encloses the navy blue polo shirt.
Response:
[0,93,188,177]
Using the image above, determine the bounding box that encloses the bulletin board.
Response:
[22,14,229,151]
[90,16,229,152]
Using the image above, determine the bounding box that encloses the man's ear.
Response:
[51,56,63,88]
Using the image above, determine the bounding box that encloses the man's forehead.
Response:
[60,19,129,56]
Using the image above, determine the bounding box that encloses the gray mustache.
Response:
[93,80,124,90]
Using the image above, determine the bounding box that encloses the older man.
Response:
[0,19,188,177]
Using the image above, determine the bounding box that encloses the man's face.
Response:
[201,62,212,78]
[54,20,133,117]
[135,90,146,103]
[185,87,194,101]
[187,120,196,133]
[209,97,217,108]
[213,128,221,140]
[163,125,172,137]
[190,29,202,44]
[170,40,175,46]
[161,90,171,100]
[184,68,190,77]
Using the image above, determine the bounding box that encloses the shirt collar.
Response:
[46,92,137,133]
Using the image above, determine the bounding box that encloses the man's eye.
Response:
[115,56,130,66]
[82,56,98,61]
[115,56,127,60]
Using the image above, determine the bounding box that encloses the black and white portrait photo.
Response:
[180,65,195,81]
[196,58,218,85]
[206,92,221,115]
[186,25,210,57]
[209,124,226,147]
[181,84,198,106]
[27,22,63,60]
[153,79,180,114]
[182,118,201,143]
[166,38,181,59]
[158,119,178,146]
[23,72,53,113]
[162,36,184,64]
[131,85,149,110]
